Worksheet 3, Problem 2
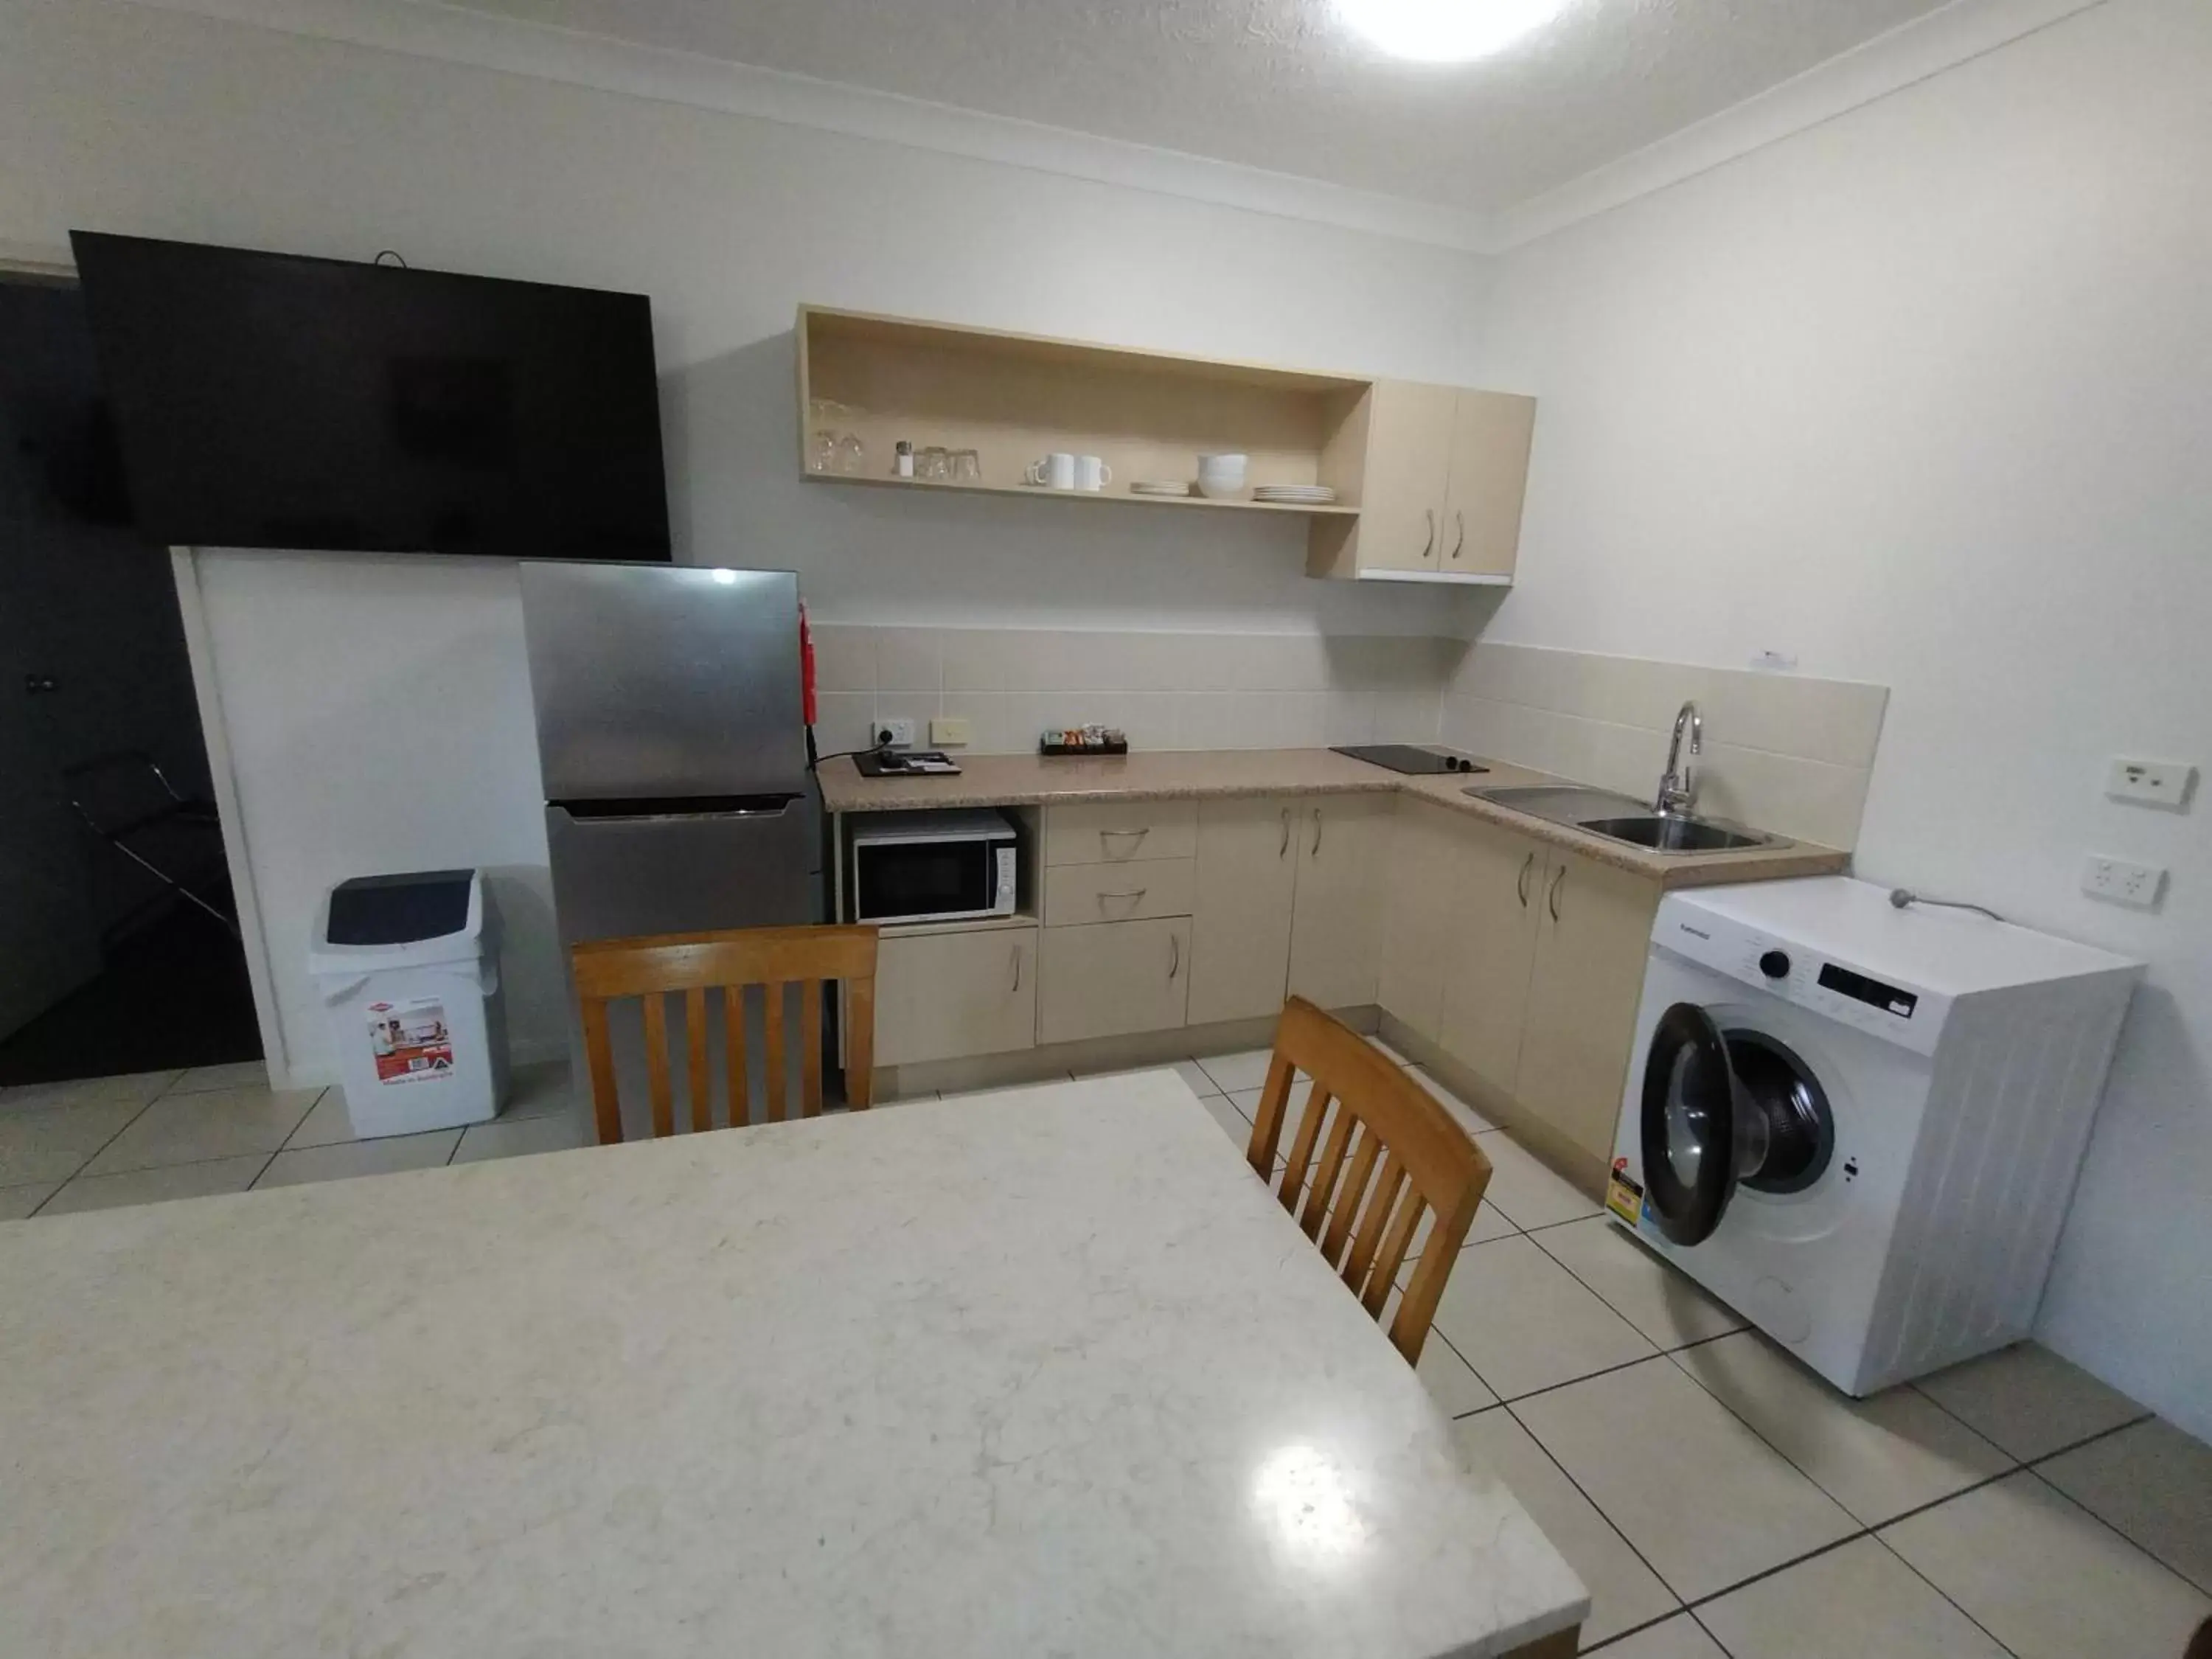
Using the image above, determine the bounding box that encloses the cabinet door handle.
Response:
[1169,933,1181,980]
[1009,943,1022,994]
[1311,807,1324,857]
[1517,852,1534,908]
[1279,807,1291,858]
[1418,508,1436,561]
[1099,826,1150,854]
[1547,866,1565,924]
[1449,509,1466,562]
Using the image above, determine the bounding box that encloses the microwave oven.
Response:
[849,809,1019,925]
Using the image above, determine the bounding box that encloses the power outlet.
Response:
[874,718,916,749]
[2081,854,2166,911]
[2106,757,2197,810]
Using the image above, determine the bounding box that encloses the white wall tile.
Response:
[810,624,874,694]
[812,692,877,754]
[873,628,942,695]
[940,629,1013,693]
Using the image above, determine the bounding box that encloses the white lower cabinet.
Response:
[1376,798,1464,1043]
[1039,917,1192,1045]
[872,926,1037,1068]
[1287,794,1393,1010]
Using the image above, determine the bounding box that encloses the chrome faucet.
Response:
[1655,700,1702,816]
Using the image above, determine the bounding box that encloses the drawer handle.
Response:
[1169,933,1180,980]
[1279,807,1290,858]
[1517,852,1534,908]
[1311,807,1324,857]
[1100,827,1150,855]
[1009,943,1022,994]
[1097,888,1147,908]
[1548,866,1565,924]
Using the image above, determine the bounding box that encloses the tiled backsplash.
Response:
[810,626,1464,755]
[1441,644,1889,849]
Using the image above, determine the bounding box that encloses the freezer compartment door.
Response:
[521,563,804,801]
[546,796,818,947]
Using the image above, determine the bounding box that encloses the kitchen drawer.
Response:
[1043,857,1196,928]
[870,925,1037,1068]
[1043,799,1198,866]
[1038,917,1192,1045]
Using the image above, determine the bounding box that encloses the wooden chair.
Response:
[1245,997,1493,1365]
[570,925,878,1144]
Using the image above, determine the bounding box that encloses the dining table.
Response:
[0,1068,1587,1658]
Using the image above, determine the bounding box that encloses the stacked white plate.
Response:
[1252,484,1338,504]
[1130,481,1192,496]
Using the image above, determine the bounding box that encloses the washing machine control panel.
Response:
[1651,897,1950,1055]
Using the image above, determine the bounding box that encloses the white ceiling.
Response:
[431,0,1958,215]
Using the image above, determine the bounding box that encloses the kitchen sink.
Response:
[1467,784,1779,855]
[1575,815,1775,853]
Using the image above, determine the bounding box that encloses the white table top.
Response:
[0,1071,1585,1658]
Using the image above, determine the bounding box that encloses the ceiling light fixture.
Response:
[1335,0,1567,63]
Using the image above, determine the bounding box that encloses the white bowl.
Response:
[1195,453,1248,499]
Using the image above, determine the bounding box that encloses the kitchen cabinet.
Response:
[1287,795,1393,1010]
[1309,380,1536,585]
[1040,917,1193,1045]
[1043,799,1199,866]
[873,925,1038,1068]
[1043,857,1196,927]
[1512,847,1662,1163]
[1376,798,1464,1043]
[1435,816,1548,1097]
[1186,799,1300,1026]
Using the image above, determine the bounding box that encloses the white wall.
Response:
[1472,0,2212,1435]
[0,0,1492,1082]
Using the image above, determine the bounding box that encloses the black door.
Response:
[1640,1004,1835,1246]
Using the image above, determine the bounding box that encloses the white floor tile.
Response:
[1514,1356,1857,1602]
[1673,1332,2012,1526]
[1593,1615,1726,1658]
[0,1098,151,1186]
[1366,1035,1416,1066]
[254,1131,462,1189]
[1402,1198,1519,1260]
[1530,1217,1745,1351]
[282,1090,371,1149]
[2037,1418,2212,1593]
[1699,1537,2008,1659]
[1475,1130,1604,1230]
[501,1060,577,1119]
[1882,1472,2211,1659]
[1194,1049,1276,1094]
[1454,1410,1679,1646]
[80,1085,321,1176]
[1416,1333,1498,1418]
[165,1061,271,1095]
[38,1155,269,1216]
[0,1070,178,1116]
[1199,1093,1258,1152]
[1167,1058,1222,1098]
[1913,1342,2145,1462]
[0,1181,61,1220]
[1407,1065,1496,1133]
[451,1113,588,1164]
[1429,1235,1656,1402]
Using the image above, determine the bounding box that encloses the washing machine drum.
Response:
[1640,1004,1835,1246]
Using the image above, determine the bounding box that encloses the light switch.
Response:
[2106,757,2196,809]
[2081,854,2166,911]
[931,716,973,748]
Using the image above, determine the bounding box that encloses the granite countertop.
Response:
[0,1074,1587,1659]
[818,748,1848,888]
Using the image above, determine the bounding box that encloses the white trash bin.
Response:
[310,869,509,1138]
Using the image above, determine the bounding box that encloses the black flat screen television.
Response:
[70,232,672,563]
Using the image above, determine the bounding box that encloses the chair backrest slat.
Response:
[572,925,879,1144]
[1242,998,1493,1366]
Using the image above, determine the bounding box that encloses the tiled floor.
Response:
[1164,1041,2212,1658]
[5,1042,2207,1658]
[0,1059,582,1216]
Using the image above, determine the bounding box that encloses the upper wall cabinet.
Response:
[1306,380,1537,585]
[795,307,1534,585]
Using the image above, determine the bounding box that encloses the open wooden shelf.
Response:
[801,470,1360,518]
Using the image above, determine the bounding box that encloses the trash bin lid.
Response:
[325,869,477,946]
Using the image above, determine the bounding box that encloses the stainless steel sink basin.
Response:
[1576,815,1775,854]
[1467,784,1779,855]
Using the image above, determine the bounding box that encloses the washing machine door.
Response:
[1641,1003,1838,1247]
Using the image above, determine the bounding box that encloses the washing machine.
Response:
[1607,876,2138,1396]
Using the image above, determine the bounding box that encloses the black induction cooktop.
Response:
[1332,744,1490,776]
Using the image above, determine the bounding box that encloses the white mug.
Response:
[1025,452,1077,490]
[1074,455,1113,492]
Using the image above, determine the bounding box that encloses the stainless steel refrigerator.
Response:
[520,563,821,1130]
